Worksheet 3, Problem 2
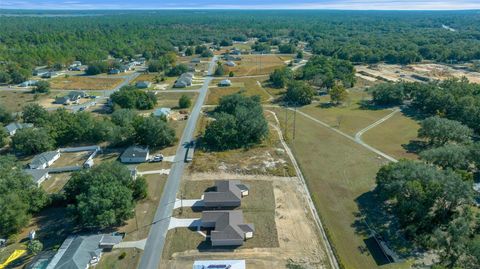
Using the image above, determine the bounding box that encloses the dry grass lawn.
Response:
[207,77,271,105]
[300,90,392,136]
[362,112,420,160]
[50,76,123,90]
[0,91,54,112]
[41,173,71,193]
[225,55,287,76]
[96,248,142,269]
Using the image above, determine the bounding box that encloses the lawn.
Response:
[49,76,124,90]
[362,111,420,160]
[206,77,271,105]
[41,173,71,193]
[272,107,412,269]
[0,91,54,112]
[96,248,142,269]
[49,152,89,168]
[300,90,392,136]
[225,55,288,76]
[163,180,278,259]
[154,91,198,109]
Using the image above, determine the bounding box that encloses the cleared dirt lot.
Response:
[161,173,328,269]
[49,76,124,90]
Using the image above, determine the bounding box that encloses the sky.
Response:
[1,0,479,10]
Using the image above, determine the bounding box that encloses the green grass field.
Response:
[299,90,392,136]
[207,77,271,105]
[362,112,420,160]
[272,107,413,269]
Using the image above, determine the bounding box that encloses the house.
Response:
[33,69,50,77]
[193,260,246,269]
[68,91,88,100]
[203,180,249,208]
[191,58,201,64]
[120,146,150,163]
[153,107,172,118]
[218,79,232,87]
[46,234,122,269]
[55,96,71,105]
[174,73,194,88]
[136,81,152,89]
[225,61,236,67]
[25,169,50,187]
[19,80,38,87]
[108,69,121,75]
[200,210,254,246]
[4,122,33,136]
[29,151,61,169]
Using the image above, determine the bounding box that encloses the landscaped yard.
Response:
[272,107,412,269]
[163,179,278,259]
[207,77,271,105]
[300,89,393,136]
[362,111,421,160]
[96,248,142,269]
[49,76,124,90]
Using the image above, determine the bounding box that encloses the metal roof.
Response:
[5,122,33,134]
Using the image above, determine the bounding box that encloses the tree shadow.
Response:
[353,189,419,265]
[402,140,428,155]
[358,100,395,111]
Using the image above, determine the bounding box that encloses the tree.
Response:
[178,94,191,109]
[376,160,474,240]
[371,83,405,106]
[201,50,213,58]
[418,116,473,146]
[12,127,54,155]
[64,162,136,228]
[296,51,304,59]
[27,240,43,255]
[85,62,108,75]
[0,105,12,125]
[110,87,157,110]
[278,44,296,54]
[195,45,208,55]
[301,56,355,88]
[133,116,176,148]
[329,83,348,105]
[204,94,268,150]
[229,71,234,77]
[285,80,314,106]
[166,64,188,77]
[131,177,148,200]
[220,39,232,46]
[185,47,194,56]
[269,67,293,88]
[214,62,225,76]
[0,128,7,148]
[22,103,49,126]
[420,144,471,170]
[0,156,48,236]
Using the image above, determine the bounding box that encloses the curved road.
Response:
[138,56,217,269]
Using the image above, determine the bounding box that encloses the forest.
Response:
[0,10,480,83]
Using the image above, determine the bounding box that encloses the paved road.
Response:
[138,56,217,269]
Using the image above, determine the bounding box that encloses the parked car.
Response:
[150,154,164,162]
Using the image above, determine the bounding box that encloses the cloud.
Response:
[1,0,479,10]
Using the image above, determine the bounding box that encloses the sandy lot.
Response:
[161,173,328,269]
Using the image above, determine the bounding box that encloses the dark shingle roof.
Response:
[203,180,245,205]
[201,210,254,244]
[121,146,149,159]
[30,151,59,168]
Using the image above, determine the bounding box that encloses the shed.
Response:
[218,79,232,87]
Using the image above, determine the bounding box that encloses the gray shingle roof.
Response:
[121,146,149,159]
[5,122,33,134]
[29,151,59,168]
[203,180,245,206]
[24,169,49,185]
[201,210,254,245]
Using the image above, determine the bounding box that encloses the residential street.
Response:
[137,56,217,269]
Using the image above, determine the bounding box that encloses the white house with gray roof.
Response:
[203,180,249,208]
[29,151,61,169]
[46,234,122,269]
[174,73,194,88]
[120,146,150,163]
[25,169,50,187]
[4,122,33,136]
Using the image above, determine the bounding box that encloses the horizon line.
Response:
[1,8,480,11]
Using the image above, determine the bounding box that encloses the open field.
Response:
[191,114,296,177]
[299,90,392,136]
[207,77,271,105]
[41,173,71,193]
[49,76,124,90]
[162,173,328,269]
[155,91,198,109]
[0,91,54,112]
[271,107,412,269]
[224,55,289,76]
[362,111,420,160]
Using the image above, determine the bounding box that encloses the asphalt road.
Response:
[137,56,217,269]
